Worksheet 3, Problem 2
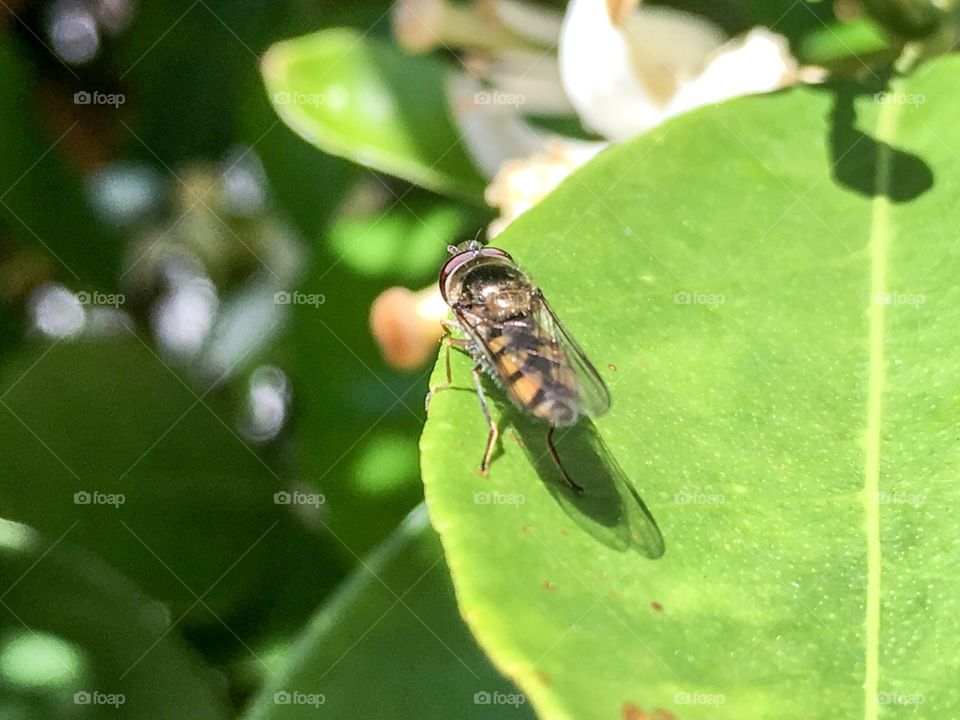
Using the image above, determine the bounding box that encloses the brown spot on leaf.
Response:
[621,704,676,720]
[559,528,571,536]
[608,589,619,598]
[542,581,557,591]
[621,703,649,720]
[607,363,618,372]
[535,670,552,686]
[651,601,663,611]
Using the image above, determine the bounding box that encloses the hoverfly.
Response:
[427,241,610,493]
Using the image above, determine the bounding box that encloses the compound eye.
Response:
[480,247,513,262]
[438,246,514,302]
[438,252,474,301]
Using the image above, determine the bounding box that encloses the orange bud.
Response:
[370,285,448,370]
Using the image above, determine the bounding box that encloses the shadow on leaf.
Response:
[498,402,665,560]
[822,77,933,202]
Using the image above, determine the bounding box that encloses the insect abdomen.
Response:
[487,333,580,426]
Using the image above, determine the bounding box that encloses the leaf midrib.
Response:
[864,77,906,720]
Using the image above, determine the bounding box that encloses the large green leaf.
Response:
[242,505,533,720]
[421,58,958,718]
[0,519,229,720]
[0,339,289,621]
[261,29,486,200]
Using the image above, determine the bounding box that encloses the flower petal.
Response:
[485,138,607,236]
[667,28,807,118]
[559,0,725,140]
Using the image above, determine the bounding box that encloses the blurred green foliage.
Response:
[0,0,446,715]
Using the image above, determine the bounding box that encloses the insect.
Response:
[427,241,611,493]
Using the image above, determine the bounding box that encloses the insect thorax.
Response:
[454,263,533,322]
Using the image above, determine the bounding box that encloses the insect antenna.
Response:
[447,229,486,256]
[464,227,486,253]
[546,427,585,495]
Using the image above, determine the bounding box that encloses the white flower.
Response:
[559,0,816,141]
[485,138,605,237]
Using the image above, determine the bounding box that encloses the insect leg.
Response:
[424,331,470,411]
[472,363,498,476]
[546,426,584,495]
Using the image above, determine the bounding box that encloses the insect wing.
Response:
[452,307,550,408]
[452,307,510,374]
[531,290,611,417]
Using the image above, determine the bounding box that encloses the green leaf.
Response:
[798,18,889,64]
[327,189,475,281]
[242,505,533,720]
[421,57,958,718]
[0,340,288,622]
[0,519,229,720]
[261,29,486,200]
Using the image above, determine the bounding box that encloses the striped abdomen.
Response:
[482,325,581,426]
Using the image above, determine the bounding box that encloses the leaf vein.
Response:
[864,78,905,720]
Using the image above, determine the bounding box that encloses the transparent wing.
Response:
[531,290,611,417]
[451,308,500,368]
